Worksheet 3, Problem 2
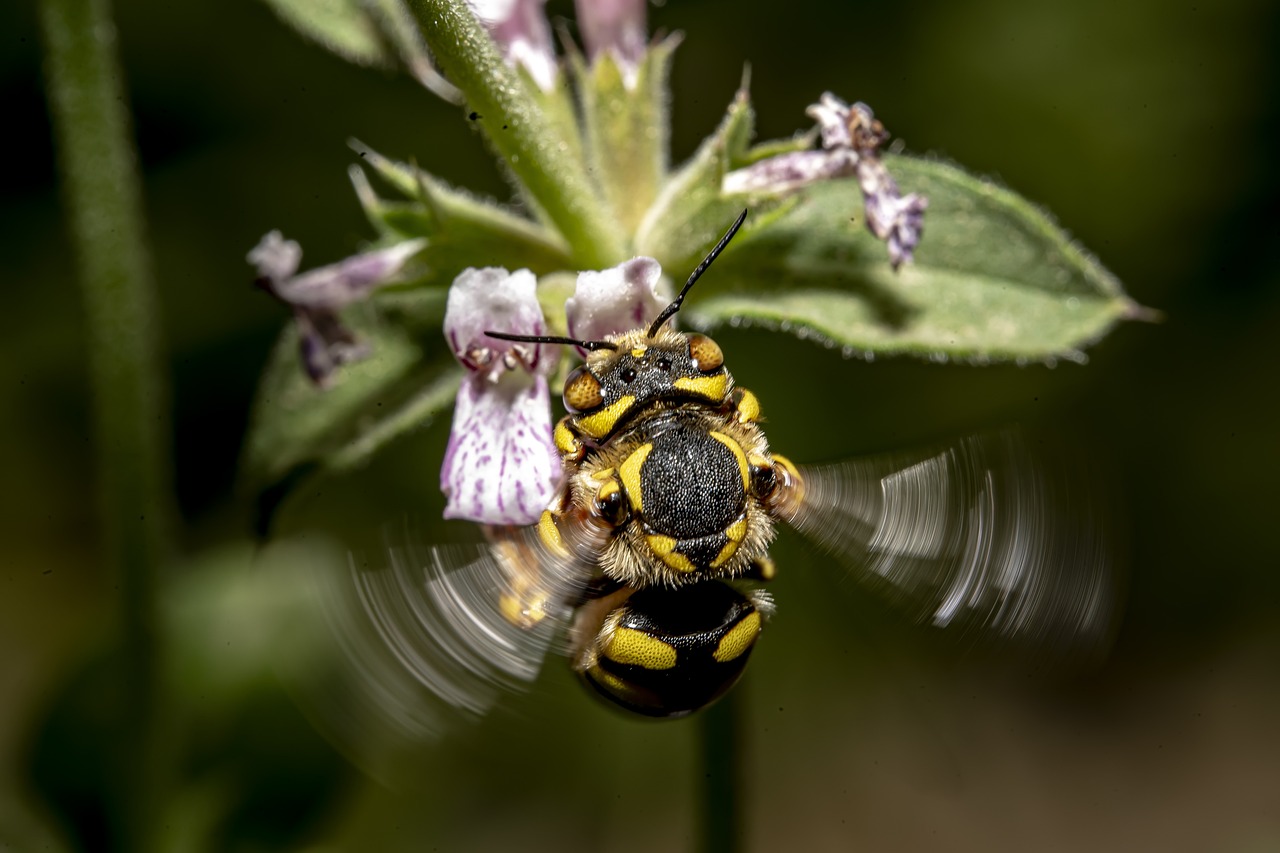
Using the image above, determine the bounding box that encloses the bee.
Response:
[307,210,1117,746]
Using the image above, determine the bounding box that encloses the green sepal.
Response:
[260,0,393,70]
[572,36,679,236]
[240,308,459,515]
[637,80,786,273]
[687,156,1148,363]
[348,143,573,283]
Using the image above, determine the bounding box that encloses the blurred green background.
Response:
[3,0,1279,849]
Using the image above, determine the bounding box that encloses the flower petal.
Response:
[444,267,554,376]
[467,0,558,91]
[723,149,859,196]
[273,239,426,309]
[857,161,929,270]
[565,257,665,348]
[247,231,302,284]
[440,371,561,525]
[575,0,648,80]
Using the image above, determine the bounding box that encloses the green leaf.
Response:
[573,37,678,236]
[241,307,459,511]
[349,145,573,282]
[260,0,392,69]
[688,157,1145,363]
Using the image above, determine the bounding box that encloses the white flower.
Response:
[440,257,667,525]
[467,0,558,91]
[441,267,561,525]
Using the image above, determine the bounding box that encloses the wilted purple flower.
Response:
[575,0,648,85]
[248,231,425,385]
[467,0,558,91]
[810,94,928,269]
[723,93,928,269]
[440,257,667,525]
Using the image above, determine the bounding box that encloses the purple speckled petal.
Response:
[565,257,665,349]
[857,160,929,270]
[722,149,859,196]
[272,239,426,309]
[445,266,554,376]
[441,371,560,525]
[467,0,558,91]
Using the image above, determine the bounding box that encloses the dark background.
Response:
[3,0,1278,849]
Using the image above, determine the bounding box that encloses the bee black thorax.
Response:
[567,398,777,588]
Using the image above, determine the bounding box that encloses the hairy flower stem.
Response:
[404,0,628,268]
[39,0,172,844]
[700,689,744,853]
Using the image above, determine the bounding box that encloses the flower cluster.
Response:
[440,257,666,525]
[249,0,932,526]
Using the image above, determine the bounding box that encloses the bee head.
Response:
[485,211,747,440]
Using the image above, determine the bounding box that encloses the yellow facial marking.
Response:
[617,443,653,512]
[735,389,761,423]
[605,627,677,670]
[590,466,616,481]
[591,667,632,695]
[713,612,761,663]
[575,394,636,439]
[554,419,580,456]
[630,345,648,358]
[673,373,729,402]
[646,534,698,573]
[709,431,750,491]
[537,510,567,555]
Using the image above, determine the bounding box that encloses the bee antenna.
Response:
[484,330,620,352]
[647,209,748,338]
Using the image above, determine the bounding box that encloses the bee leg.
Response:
[760,453,805,521]
[554,415,586,462]
[568,574,627,608]
[740,555,777,582]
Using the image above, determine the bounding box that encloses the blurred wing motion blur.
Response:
[784,429,1120,659]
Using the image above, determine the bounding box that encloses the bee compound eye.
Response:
[687,334,724,373]
[581,582,762,718]
[563,366,603,412]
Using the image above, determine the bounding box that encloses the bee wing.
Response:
[781,429,1121,658]
[288,520,595,776]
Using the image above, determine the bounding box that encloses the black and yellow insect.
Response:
[319,210,1117,739]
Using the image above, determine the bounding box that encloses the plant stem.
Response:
[404,0,628,268]
[38,0,171,845]
[700,690,744,853]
